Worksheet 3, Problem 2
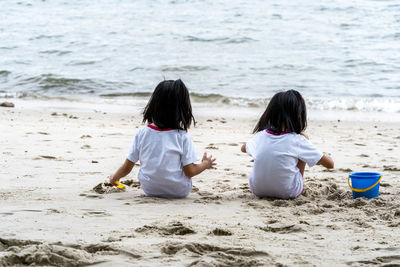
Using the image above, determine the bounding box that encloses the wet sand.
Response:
[1,100,400,266]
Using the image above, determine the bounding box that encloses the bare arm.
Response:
[317,154,334,169]
[301,132,333,169]
[110,159,135,184]
[241,143,246,153]
[183,152,216,178]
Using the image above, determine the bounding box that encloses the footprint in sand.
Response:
[0,238,99,266]
[209,228,233,236]
[205,143,218,150]
[338,168,353,172]
[271,200,290,207]
[383,165,400,172]
[347,255,400,266]
[119,179,140,188]
[135,221,195,236]
[82,209,111,217]
[258,223,304,234]
[80,193,104,199]
[380,182,391,187]
[302,181,350,201]
[196,191,222,201]
[101,236,122,243]
[394,210,400,217]
[160,242,272,266]
[46,209,61,214]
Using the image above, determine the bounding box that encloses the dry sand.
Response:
[1,99,400,266]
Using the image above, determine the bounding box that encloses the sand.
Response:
[1,98,400,266]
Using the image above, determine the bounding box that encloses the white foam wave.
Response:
[307,97,400,113]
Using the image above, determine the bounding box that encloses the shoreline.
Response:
[1,99,400,265]
[2,96,400,123]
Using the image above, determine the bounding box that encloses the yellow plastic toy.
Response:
[114,182,126,189]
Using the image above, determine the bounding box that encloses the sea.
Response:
[1,0,400,114]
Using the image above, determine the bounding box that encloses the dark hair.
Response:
[253,90,307,134]
[143,79,195,131]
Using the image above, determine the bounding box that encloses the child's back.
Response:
[247,130,322,199]
[110,79,215,199]
[242,90,334,199]
[127,125,197,198]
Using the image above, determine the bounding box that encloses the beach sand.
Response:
[1,99,400,266]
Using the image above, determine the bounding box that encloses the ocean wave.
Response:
[184,35,257,44]
[67,60,98,66]
[339,23,359,29]
[190,94,400,113]
[100,92,152,98]
[0,70,11,77]
[306,97,400,113]
[99,91,397,113]
[383,32,400,40]
[0,46,18,50]
[3,88,400,114]
[161,65,217,72]
[39,50,72,56]
[129,67,145,72]
[317,6,358,12]
[14,74,103,94]
[3,72,400,113]
[30,34,63,40]
[99,92,230,103]
[190,92,228,103]
[99,91,256,106]
[342,59,384,68]
[267,64,317,72]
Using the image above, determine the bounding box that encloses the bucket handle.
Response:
[347,176,382,193]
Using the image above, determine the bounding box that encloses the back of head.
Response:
[143,79,195,131]
[253,90,307,134]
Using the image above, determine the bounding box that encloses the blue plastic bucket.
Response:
[348,172,382,199]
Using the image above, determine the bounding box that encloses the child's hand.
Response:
[300,132,309,140]
[202,152,216,169]
[241,143,246,153]
[109,175,119,186]
[183,153,216,178]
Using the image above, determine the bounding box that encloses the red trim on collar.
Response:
[266,129,289,136]
[147,124,174,131]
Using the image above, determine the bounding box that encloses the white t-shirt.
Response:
[246,130,323,199]
[127,125,198,198]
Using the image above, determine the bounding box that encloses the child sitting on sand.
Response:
[110,79,216,198]
[241,90,334,199]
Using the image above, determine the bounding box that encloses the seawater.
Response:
[1,0,400,112]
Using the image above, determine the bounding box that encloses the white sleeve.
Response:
[181,133,198,166]
[296,136,323,167]
[127,131,140,163]
[246,131,263,157]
